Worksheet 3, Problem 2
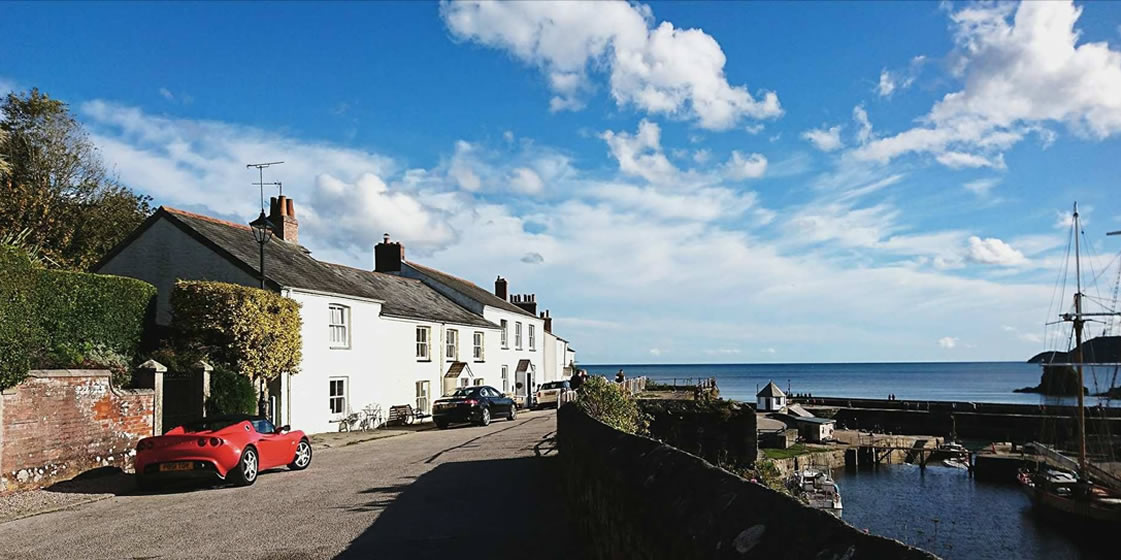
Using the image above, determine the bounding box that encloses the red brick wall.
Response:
[1,370,156,493]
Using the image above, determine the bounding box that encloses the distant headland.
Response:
[1019,336,1121,397]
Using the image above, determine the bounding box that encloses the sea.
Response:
[582,361,1121,407]
[581,362,1118,559]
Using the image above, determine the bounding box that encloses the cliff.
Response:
[1027,336,1121,364]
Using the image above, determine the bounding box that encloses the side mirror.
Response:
[276,425,291,434]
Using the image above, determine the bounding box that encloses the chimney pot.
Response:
[286,197,295,217]
[269,196,299,243]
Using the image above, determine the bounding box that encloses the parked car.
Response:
[134,414,311,490]
[432,385,516,429]
[534,380,571,409]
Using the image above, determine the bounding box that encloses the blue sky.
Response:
[3,1,1121,363]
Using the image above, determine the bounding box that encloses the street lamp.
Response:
[249,210,273,289]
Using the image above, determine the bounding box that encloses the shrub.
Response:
[34,268,156,359]
[170,281,302,381]
[207,366,257,416]
[0,245,39,389]
[576,376,647,435]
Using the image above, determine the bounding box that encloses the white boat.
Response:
[794,468,843,516]
[942,458,969,470]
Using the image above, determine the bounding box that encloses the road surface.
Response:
[0,410,569,559]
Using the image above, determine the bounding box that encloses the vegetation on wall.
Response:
[0,88,151,271]
[170,280,302,381]
[0,244,156,389]
[207,366,257,416]
[575,375,647,435]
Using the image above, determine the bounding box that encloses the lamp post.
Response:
[249,211,272,289]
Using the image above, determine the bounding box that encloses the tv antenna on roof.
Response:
[246,161,284,210]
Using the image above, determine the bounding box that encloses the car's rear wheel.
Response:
[508,405,517,421]
[288,439,312,470]
[435,420,449,429]
[229,446,259,486]
[478,407,491,426]
[136,474,158,492]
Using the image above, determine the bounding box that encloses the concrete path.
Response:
[0,409,570,560]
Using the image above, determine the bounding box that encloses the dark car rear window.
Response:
[447,387,479,398]
[180,416,251,432]
[542,382,569,390]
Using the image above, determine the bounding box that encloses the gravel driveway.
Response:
[0,409,570,560]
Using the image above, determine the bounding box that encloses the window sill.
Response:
[417,359,432,363]
[473,360,485,363]
[330,346,351,350]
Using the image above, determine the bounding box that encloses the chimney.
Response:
[495,276,508,301]
[374,233,405,273]
[512,293,537,316]
[540,309,553,333]
[268,195,299,243]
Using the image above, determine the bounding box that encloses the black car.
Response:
[432,385,516,429]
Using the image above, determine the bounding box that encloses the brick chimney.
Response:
[495,276,508,301]
[511,293,537,316]
[540,309,553,333]
[268,195,299,243]
[374,233,405,273]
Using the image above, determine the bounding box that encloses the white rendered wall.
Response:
[482,306,545,399]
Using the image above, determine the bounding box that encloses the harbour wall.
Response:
[639,399,757,468]
[556,403,939,560]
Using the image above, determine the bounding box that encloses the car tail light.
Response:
[465,399,478,406]
[209,437,222,446]
[197,438,207,447]
[136,440,152,451]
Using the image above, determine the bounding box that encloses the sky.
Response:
[3,1,1121,364]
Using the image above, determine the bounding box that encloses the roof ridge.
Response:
[322,261,424,283]
[163,206,252,232]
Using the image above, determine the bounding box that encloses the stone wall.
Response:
[557,404,938,560]
[640,399,757,467]
[0,370,156,492]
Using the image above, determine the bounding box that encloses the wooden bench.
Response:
[387,404,416,426]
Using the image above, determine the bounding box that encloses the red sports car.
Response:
[135,415,311,489]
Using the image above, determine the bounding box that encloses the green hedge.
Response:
[0,244,156,389]
[208,366,257,415]
[35,269,156,359]
[170,280,302,381]
[0,246,38,388]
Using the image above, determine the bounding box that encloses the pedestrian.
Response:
[616,369,625,383]
[570,369,584,391]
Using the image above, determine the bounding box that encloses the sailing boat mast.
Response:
[1073,202,1087,476]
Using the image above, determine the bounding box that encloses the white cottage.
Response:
[95,199,502,434]
[756,381,787,412]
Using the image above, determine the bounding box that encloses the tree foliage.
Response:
[0,88,151,270]
[208,366,258,416]
[170,281,302,381]
[576,375,647,435]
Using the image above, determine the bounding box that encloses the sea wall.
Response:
[556,404,939,560]
[639,399,757,467]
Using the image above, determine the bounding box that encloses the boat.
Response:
[1019,203,1121,526]
[942,458,970,470]
[792,467,843,516]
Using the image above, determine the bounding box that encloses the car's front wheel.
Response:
[508,405,517,421]
[478,407,491,426]
[288,439,312,470]
[229,446,259,486]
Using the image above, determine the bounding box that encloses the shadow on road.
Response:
[42,466,298,497]
[335,456,571,559]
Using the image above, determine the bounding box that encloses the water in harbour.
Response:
[834,464,1109,559]
[582,362,1121,407]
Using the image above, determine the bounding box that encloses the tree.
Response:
[0,88,151,270]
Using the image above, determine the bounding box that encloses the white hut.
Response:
[756,381,787,412]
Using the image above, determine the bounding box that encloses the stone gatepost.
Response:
[135,360,166,435]
[197,361,213,418]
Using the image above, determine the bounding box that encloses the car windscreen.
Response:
[180,418,247,432]
[446,388,477,398]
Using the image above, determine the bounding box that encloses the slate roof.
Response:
[445,362,470,378]
[515,359,533,374]
[135,207,497,329]
[405,261,536,317]
[757,381,786,398]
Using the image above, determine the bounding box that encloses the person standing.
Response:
[616,369,626,383]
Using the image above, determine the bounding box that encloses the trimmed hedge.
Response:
[35,269,156,359]
[208,366,257,415]
[0,246,38,388]
[170,280,302,381]
[0,245,156,389]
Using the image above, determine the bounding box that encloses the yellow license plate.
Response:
[159,462,194,472]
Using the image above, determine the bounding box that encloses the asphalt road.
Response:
[0,409,570,560]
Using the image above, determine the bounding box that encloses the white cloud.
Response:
[601,119,679,184]
[441,1,782,129]
[723,151,767,180]
[503,130,515,143]
[938,336,959,349]
[744,123,765,135]
[963,178,1000,197]
[853,105,873,144]
[854,2,1121,169]
[649,348,663,356]
[158,88,174,101]
[966,236,1027,266]
[876,56,925,98]
[692,149,711,164]
[509,167,544,195]
[801,125,844,152]
[876,69,897,98]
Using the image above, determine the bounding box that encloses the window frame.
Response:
[473,331,485,362]
[528,324,536,351]
[328,304,350,349]
[501,365,509,394]
[328,377,348,415]
[446,328,459,361]
[416,326,431,361]
[500,319,509,349]
[515,321,523,350]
